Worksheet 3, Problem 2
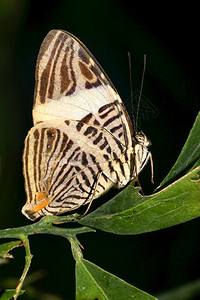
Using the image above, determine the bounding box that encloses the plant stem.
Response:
[0,214,95,240]
[0,215,95,299]
[14,235,33,300]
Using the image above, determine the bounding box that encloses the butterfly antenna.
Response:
[128,52,136,130]
[136,54,146,131]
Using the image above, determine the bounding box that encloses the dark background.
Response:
[0,1,199,299]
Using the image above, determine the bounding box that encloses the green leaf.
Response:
[0,289,25,300]
[157,278,200,300]
[79,167,200,235]
[158,112,200,189]
[79,114,200,235]
[76,258,157,300]
[69,235,157,299]
[0,240,22,259]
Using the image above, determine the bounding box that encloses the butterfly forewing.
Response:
[33,30,133,148]
[22,29,151,220]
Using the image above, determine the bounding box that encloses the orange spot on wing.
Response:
[30,199,50,212]
[36,192,48,202]
[29,192,51,213]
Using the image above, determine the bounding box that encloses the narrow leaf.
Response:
[76,258,157,300]
[0,240,22,259]
[157,278,200,300]
[0,289,25,300]
[158,112,200,189]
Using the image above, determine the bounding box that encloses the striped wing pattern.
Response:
[33,30,133,148]
[22,30,150,220]
[23,120,133,220]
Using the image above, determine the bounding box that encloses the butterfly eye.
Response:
[138,136,143,142]
[135,133,144,143]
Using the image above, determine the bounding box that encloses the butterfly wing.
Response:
[33,30,133,149]
[22,30,141,221]
[22,120,133,220]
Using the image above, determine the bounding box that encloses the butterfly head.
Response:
[131,131,153,182]
[133,131,151,148]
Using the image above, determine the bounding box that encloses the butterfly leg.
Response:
[133,151,144,195]
[149,152,154,184]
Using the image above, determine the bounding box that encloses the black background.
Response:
[0,1,199,299]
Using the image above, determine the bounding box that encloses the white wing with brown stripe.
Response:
[22,29,151,220]
[33,30,133,149]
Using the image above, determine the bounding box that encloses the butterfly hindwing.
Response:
[22,119,133,220]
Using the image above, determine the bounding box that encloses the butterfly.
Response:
[22,29,152,221]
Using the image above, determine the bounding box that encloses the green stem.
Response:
[0,214,95,240]
[0,215,95,299]
[68,235,84,261]
[14,235,33,300]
